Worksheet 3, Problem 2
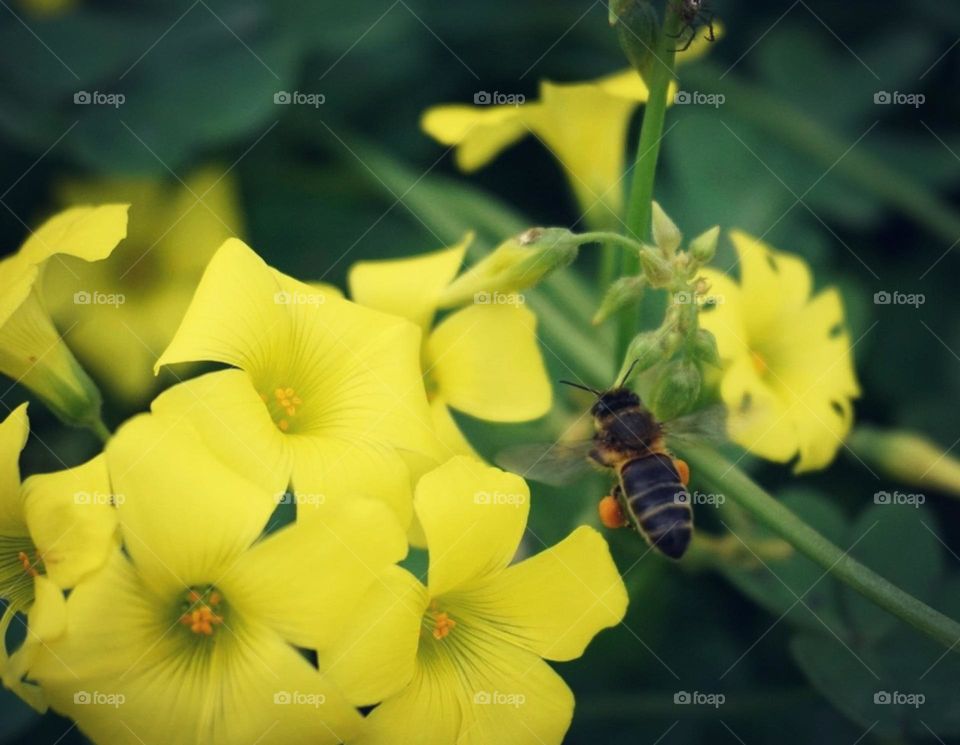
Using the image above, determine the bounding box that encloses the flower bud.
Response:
[638,248,672,286]
[650,359,701,421]
[691,328,721,367]
[651,202,682,256]
[0,282,105,429]
[847,426,960,497]
[610,0,660,81]
[690,226,720,264]
[618,331,664,383]
[438,228,579,308]
[593,276,645,325]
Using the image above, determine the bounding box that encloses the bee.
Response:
[498,375,730,560]
[670,0,716,53]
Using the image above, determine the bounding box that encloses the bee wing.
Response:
[661,404,730,444]
[662,402,768,445]
[495,440,595,486]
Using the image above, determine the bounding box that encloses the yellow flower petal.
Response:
[349,237,470,330]
[427,304,551,422]
[472,526,627,661]
[150,370,293,495]
[155,237,289,374]
[421,105,528,172]
[287,436,414,529]
[105,414,275,596]
[416,456,529,597]
[524,78,642,222]
[21,454,118,589]
[29,551,361,745]
[355,662,463,745]
[0,403,29,537]
[717,355,799,463]
[220,498,407,651]
[430,396,480,459]
[457,650,574,745]
[730,229,813,342]
[321,566,428,706]
[18,204,129,266]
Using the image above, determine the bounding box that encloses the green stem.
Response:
[578,231,647,254]
[88,418,111,444]
[681,445,960,652]
[615,8,682,362]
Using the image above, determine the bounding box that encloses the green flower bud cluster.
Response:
[612,203,722,420]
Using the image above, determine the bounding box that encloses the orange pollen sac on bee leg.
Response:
[673,459,691,487]
[179,588,224,636]
[598,496,628,529]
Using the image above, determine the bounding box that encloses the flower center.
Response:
[423,600,457,641]
[261,386,303,433]
[178,587,225,636]
[751,350,769,377]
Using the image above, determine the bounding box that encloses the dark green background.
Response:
[2,0,960,743]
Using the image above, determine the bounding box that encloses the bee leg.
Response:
[673,458,691,486]
[599,495,629,529]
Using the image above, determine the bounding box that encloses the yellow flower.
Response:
[43,168,243,405]
[153,238,439,528]
[322,456,628,745]
[0,404,118,710]
[421,36,717,227]
[26,413,409,745]
[0,205,128,427]
[698,230,861,472]
[349,236,552,458]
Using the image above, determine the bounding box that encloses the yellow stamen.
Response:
[428,601,457,640]
[264,386,302,432]
[179,588,224,636]
[18,551,39,578]
[751,350,768,376]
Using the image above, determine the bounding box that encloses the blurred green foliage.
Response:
[2,0,960,742]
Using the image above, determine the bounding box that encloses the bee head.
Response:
[590,388,641,420]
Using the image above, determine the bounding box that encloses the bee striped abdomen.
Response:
[620,454,692,559]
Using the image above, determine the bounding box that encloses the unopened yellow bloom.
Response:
[26,414,408,745]
[0,205,127,427]
[421,35,717,226]
[698,231,861,472]
[154,238,439,527]
[349,235,551,457]
[0,404,118,710]
[43,168,243,404]
[323,457,628,745]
